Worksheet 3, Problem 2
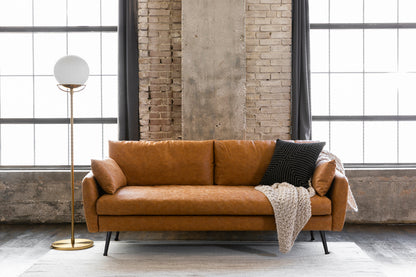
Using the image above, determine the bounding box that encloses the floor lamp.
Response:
[51,55,94,251]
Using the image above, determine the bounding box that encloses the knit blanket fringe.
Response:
[255,183,315,253]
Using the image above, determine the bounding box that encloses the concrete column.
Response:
[182,0,246,140]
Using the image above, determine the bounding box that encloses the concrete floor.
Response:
[1,223,415,276]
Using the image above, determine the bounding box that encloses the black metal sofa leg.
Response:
[319,231,330,254]
[104,232,112,256]
[310,231,315,241]
[115,231,120,241]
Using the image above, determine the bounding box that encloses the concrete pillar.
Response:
[182,0,246,140]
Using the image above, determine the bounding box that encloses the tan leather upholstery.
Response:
[303,215,332,231]
[98,215,332,232]
[214,140,275,185]
[91,158,127,194]
[82,172,100,232]
[99,216,277,232]
[96,185,331,216]
[312,160,336,196]
[99,215,332,232]
[109,140,214,186]
[328,172,349,231]
[82,140,349,234]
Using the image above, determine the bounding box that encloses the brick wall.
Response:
[138,0,292,140]
[245,0,292,140]
[138,0,182,140]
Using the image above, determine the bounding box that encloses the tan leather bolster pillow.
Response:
[312,160,336,196]
[91,158,127,194]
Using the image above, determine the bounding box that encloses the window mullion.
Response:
[362,0,365,164]
[32,0,36,166]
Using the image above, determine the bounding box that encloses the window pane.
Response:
[312,121,330,151]
[103,124,118,158]
[102,76,118,117]
[399,29,416,72]
[311,73,329,116]
[68,0,100,26]
[310,30,329,72]
[364,0,397,23]
[399,121,416,163]
[398,73,416,115]
[34,33,66,75]
[364,30,397,72]
[330,0,363,23]
[330,30,363,72]
[0,0,32,26]
[331,121,363,163]
[0,33,32,75]
[365,74,397,115]
[0,77,33,118]
[102,33,118,75]
[102,0,118,26]
[68,33,101,75]
[364,121,397,163]
[72,76,101,118]
[399,0,416,23]
[35,124,68,165]
[330,74,363,116]
[309,0,329,24]
[34,0,66,26]
[1,124,34,165]
[34,76,68,118]
[74,124,102,165]
[0,1,118,167]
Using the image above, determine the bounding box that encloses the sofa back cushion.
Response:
[214,140,276,185]
[109,140,214,186]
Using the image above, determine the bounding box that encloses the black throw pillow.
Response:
[260,139,325,188]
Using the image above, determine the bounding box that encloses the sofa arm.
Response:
[327,171,349,231]
[82,172,100,232]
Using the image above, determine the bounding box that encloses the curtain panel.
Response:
[291,0,312,140]
[118,0,140,140]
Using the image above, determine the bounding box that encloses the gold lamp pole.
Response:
[51,56,94,251]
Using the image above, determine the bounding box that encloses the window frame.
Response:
[310,20,416,168]
[0,3,118,169]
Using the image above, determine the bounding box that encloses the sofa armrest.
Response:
[327,171,349,231]
[82,172,100,232]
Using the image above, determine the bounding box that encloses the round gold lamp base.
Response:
[51,238,94,251]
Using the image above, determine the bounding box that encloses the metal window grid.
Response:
[310,0,416,167]
[0,0,117,168]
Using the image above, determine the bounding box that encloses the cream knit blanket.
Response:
[255,150,358,253]
[255,183,315,253]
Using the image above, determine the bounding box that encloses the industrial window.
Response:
[309,0,416,167]
[0,0,118,168]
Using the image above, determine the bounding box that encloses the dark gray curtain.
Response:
[291,0,312,140]
[118,0,139,140]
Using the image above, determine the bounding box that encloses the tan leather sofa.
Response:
[82,140,349,256]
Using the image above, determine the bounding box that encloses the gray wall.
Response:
[182,0,246,140]
[0,171,87,223]
[345,169,416,224]
[1,169,415,224]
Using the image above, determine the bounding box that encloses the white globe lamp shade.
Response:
[54,55,89,85]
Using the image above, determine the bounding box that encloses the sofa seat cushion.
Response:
[96,185,331,216]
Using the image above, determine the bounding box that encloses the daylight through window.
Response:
[310,0,416,166]
[0,0,118,167]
